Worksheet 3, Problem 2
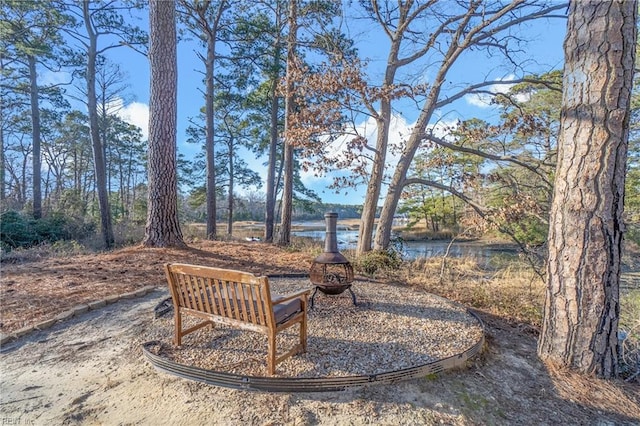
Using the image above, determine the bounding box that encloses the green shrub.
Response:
[511,217,548,247]
[0,210,95,252]
[34,212,70,241]
[0,210,38,250]
[626,224,640,247]
[354,249,402,276]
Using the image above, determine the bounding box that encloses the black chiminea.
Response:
[309,212,356,307]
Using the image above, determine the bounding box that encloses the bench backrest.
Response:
[164,263,275,332]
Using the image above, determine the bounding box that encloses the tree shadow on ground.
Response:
[296,310,640,425]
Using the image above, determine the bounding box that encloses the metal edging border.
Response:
[141,310,485,393]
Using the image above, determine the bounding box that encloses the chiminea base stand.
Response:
[310,285,357,308]
[309,212,357,308]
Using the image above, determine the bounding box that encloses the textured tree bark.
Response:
[356,115,388,255]
[83,1,114,249]
[143,0,185,248]
[28,55,41,220]
[355,20,401,256]
[205,31,217,240]
[538,0,637,378]
[227,136,234,236]
[264,78,280,243]
[374,67,448,251]
[276,0,297,246]
[0,114,5,201]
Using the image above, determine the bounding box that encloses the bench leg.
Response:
[174,310,215,346]
[300,312,308,353]
[174,310,182,346]
[267,333,276,375]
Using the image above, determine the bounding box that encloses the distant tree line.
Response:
[2,0,637,256]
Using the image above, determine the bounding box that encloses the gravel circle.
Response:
[144,278,484,378]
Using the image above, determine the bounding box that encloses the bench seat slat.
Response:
[186,275,197,311]
[230,282,242,322]
[174,274,188,309]
[254,285,267,326]
[201,278,213,314]
[238,284,251,324]
[195,276,207,313]
[214,279,227,317]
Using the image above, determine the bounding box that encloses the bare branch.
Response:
[421,132,553,188]
[434,76,561,109]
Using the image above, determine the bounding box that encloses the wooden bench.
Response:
[164,263,310,375]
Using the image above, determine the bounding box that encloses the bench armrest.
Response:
[272,289,311,305]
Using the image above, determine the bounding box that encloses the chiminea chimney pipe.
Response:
[324,212,338,253]
[313,212,349,264]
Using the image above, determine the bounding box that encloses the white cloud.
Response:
[238,113,459,203]
[425,118,458,142]
[339,114,411,162]
[298,114,464,203]
[466,92,495,108]
[301,113,460,179]
[301,113,455,193]
[115,101,150,140]
[298,113,412,186]
[40,70,72,86]
[465,75,530,108]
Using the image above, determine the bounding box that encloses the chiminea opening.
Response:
[309,212,356,307]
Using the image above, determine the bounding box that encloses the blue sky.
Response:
[95,4,568,205]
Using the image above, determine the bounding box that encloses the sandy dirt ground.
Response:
[1,241,639,425]
[1,290,638,425]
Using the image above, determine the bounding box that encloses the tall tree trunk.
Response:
[264,77,280,243]
[276,0,297,246]
[143,0,185,248]
[100,98,111,197]
[374,79,445,251]
[83,1,114,249]
[538,0,637,378]
[374,22,463,251]
[0,61,5,202]
[356,14,404,256]
[264,9,284,243]
[361,1,563,253]
[185,0,227,239]
[0,114,5,201]
[28,55,42,219]
[205,28,217,240]
[19,153,27,206]
[356,116,389,255]
[227,143,234,236]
